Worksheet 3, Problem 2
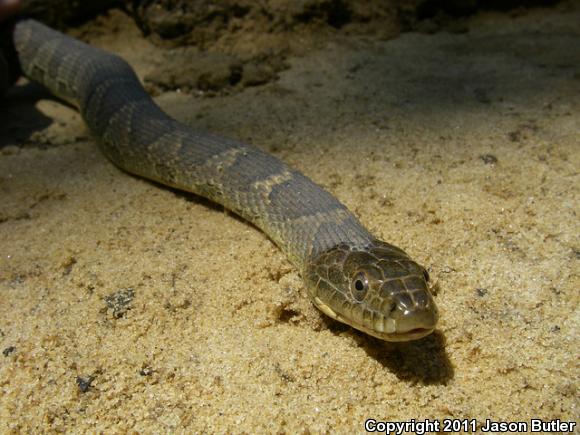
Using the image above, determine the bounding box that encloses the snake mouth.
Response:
[383,327,434,342]
[356,323,435,342]
[314,297,435,342]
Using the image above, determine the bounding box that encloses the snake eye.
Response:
[351,271,369,302]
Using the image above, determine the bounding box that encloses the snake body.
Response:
[10,19,438,341]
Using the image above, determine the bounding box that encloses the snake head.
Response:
[304,241,438,341]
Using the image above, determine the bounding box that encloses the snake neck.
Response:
[262,203,376,270]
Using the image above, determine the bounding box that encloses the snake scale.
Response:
[6,18,438,341]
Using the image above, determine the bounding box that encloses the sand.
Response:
[0,3,578,433]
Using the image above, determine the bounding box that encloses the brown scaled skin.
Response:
[305,241,438,341]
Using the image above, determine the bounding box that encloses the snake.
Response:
[3,18,438,341]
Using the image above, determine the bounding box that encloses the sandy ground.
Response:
[0,3,579,433]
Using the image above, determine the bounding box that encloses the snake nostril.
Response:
[414,291,430,309]
[395,293,413,314]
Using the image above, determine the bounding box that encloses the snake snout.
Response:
[393,300,438,333]
[389,287,438,339]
